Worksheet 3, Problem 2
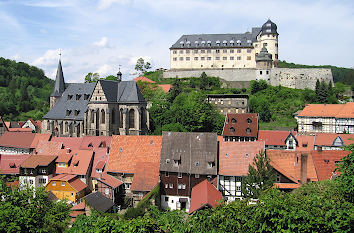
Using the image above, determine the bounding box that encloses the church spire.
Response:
[51,58,66,97]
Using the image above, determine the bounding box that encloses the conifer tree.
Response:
[200,72,208,90]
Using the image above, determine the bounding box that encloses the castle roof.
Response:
[261,19,278,35]
[170,27,262,49]
[51,60,66,97]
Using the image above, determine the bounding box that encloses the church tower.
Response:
[50,59,66,109]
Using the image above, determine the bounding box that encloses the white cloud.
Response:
[93,37,109,47]
[11,54,21,61]
[32,49,61,66]
[97,0,133,10]
[96,64,114,76]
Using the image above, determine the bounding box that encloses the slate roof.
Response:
[312,150,350,181]
[0,132,36,149]
[189,180,223,214]
[51,60,66,97]
[44,83,96,120]
[222,113,258,138]
[20,155,57,168]
[84,192,114,212]
[160,132,217,175]
[218,141,265,176]
[0,154,31,175]
[170,28,262,49]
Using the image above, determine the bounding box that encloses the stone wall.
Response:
[162,68,333,90]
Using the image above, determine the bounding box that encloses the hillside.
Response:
[0,57,53,121]
[278,60,354,85]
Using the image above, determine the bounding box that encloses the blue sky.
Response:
[1,0,354,83]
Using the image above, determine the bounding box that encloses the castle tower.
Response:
[50,59,66,109]
[256,47,273,82]
[259,19,279,67]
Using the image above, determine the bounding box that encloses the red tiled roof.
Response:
[51,137,84,150]
[90,148,109,178]
[20,155,57,168]
[297,103,354,118]
[79,136,112,150]
[218,141,265,176]
[314,133,354,147]
[51,174,77,181]
[35,140,63,155]
[97,173,123,188]
[312,150,350,181]
[55,149,94,176]
[35,121,42,130]
[6,180,19,188]
[107,135,162,174]
[131,162,159,192]
[274,183,300,189]
[95,161,105,170]
[295,134,315,152]
[134,76,156,83]
[189,180,223,214]
[30,133,51,148]
[0,132,36,148]
[69,210,85,217]
[71,202,85,210]
[56,152,73,163]
[267,150,318,183]
[159,84,172,93]
[8,128,33,132]
[222,113,258,138]
[0,154,32,175]
[258,130,292,146]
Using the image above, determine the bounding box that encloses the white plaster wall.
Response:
[161,195,190,212]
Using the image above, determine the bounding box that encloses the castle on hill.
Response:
[42,60,149,137]
[165,20,333,90]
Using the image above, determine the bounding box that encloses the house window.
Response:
[61,182,65,186]
[29,180,33,185]
[101,110,105,124]
[247,118,252,123]
[207,49,211,53]
[179,50,183,54]
[247,56,251,60]
[195,174,200,178]
[173,50,177,54]
[223,49,227,53]
[52,182,56,186]
[201,50,205,53]
[216,49,220,53]
[179,57,183,61]
[275,54,278,59]
[201,57,205,61]
[173,57,177,61]
[231,118,236,123]
[173,159,181,167]
[67,95,73,100]
[76,94,81,100]
[169,183,173,188]
[66,110,71,116]
[236,186,241,191]
[194,57,198,61]
[215,57,220,60]
[195,161,199,166]
[276,174,281,182]
[58,162,66,167]
[237,49,241,53]
[230,56,234,60]
[165,172,169,177]
[207,162,215,168]
[246,128,251,133]
[263,43,268,47]
[105,188,109,195]
[207,57,211,60]
[75,110,80,116]
[39,178,46,184]
[230,127,235,132]
[235,177,242,182]
[165,196,169,202]
[230,49,234,53]
[186,57,190,61]
[186,50,190,54]
[125,183,131,189]
[71,193,74,197]
[166,159,170,164]
[223,57,227,60]
[178,172,182,178]
[40,169,46,174]
[165,183,168,188]
[194,49,198,54]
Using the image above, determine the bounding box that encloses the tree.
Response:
[167,77,182,103]
[317,81,328,103]
[315,79,320,97]
[335,143,354,203]
[250,80,260,94]
[85,72,100,83]
[200,72,208,90]
[135,58,151,74]
[242,151,276,199]
[105,75,117,81]
[0,179,70,232]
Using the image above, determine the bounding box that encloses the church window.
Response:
[65,122,69,132]
[47,120,50,130]
[129,109,135,128]
[91,111,94,123]
[141,107,145,129]
[120,109,123,128]
[101,110,105,124]
[112,109,115,124]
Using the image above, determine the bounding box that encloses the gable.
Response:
[90,82,108,102]
[332,136,344,147]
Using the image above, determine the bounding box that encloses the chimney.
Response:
[66,148,71,154]
[300,153,308,184]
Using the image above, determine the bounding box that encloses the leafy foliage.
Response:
[335,143,354,203]
[242,151,276,199]
[0,57,54,121]
[135,58,151,74]
[0,178,70,233]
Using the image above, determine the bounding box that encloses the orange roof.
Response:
[55,149,94,176]
[0,154,31,175]
[258,130,293,146]
[107,135,162,174]
[35,140,63,155]
[90,148,109,178]
[71,202,85,210]
[50,174,87,192]
[267,150,318,183]
[97,173,123,189]
[159,84,172,93]
[189,180,222,214]
[20,155,57,168]
[314,133,354,147]
[51,137,84,150]
[79,136,112,150]
[0,131,36,149]
[131,162,159,192]
[274,183,300,189]
[295,134,315,152]
[297,103,354,118]
[218,141,265,176]
[30,133,51,148]
[312,150,350,181]
[134,76,156,83]
[8,128,33,132]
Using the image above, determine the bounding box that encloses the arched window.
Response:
[101,110,105,124]
[129,109,135,128]
[246,128,251,133]
[140,107,145,129]
[111,109,115,124]
[91,111,94,123]
[231,118,236,124]
[247,118,252,124]
[120,109,123,128]
[230,127,235,132]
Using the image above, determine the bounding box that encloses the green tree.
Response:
[135,58,151,74]
[335,143,354,203]
[200,72,208,90]
[250,80,260,94]
[85,72,99,83]
[315,79,320,97]
[167,77,182,103]
[105,75,117,81]
[242,151,276,199]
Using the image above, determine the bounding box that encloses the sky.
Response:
[1,0,354,83]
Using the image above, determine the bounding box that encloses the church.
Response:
[42,60,149,137]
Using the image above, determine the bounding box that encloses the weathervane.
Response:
[59,49,62,60]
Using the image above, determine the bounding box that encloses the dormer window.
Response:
[58,162,66,167]
[99,141,106,148]
[66,110,71,116]
[207,162,215,168]
[84,94,90,100]
[76,94,81,100]
[166,159,170,164]
[246,128,251,133]
[74,110,80,116]
[88,143,93,147]
[231,118,236,123]
[73,160,79,167]
[9,163,16,168]
[67,95,73,100]
[96,168,103,173]
[247,118,252,123]
[173,159,181,167]
[230,127,235,132]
